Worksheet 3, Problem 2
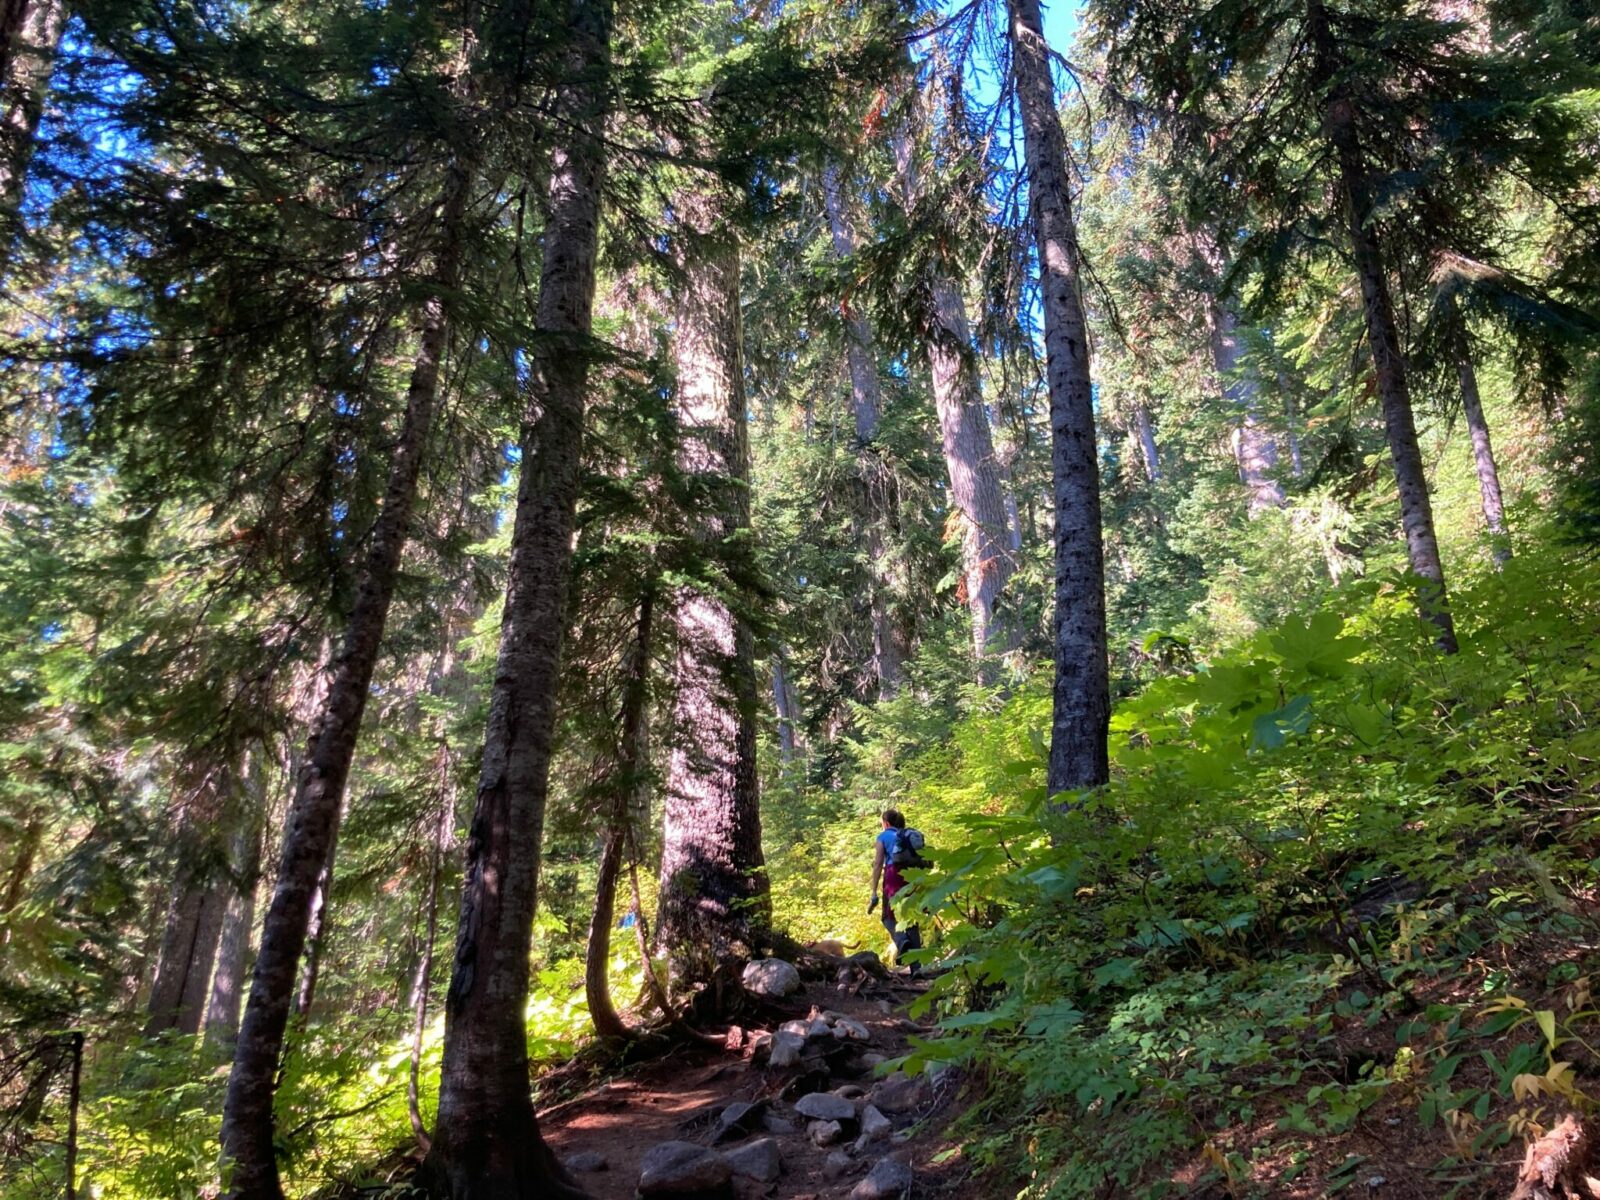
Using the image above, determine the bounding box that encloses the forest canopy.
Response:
[2,0,1600,1196]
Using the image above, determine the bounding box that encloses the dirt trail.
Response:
[542,967,972,1198]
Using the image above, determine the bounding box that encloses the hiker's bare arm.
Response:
[870,840,885,896]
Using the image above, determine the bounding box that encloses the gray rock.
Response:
[741,958,802,998]
[778,1018,811,1038]
[808,1119,845,1147]
[832,1016,872,1042]
[638,1140,731,1196]
[859,1104,892,1142]
[722,1137,782,1183]
[712,1100,766,1144]
[768,1029,806,1068]
[868,1072,928,1115]
[794,1092,856,1122]
[564,1150,608,1173]
[850,1156,913,1199]
[805,1017,834,1040]
[823,1150,856,1180]
[761,1112,797,1136]
[832,1083,866,1100]
[860,1052,888,1071]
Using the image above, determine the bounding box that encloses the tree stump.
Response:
[1511,1114,1600,1200]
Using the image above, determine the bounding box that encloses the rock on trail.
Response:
[541,959,953,1199]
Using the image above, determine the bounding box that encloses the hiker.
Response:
[868,808,923,972]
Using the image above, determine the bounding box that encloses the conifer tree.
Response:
[655,180,771,989]
[419,0,610,1191]
[1008,0,1111,795]
[821,162,906,697]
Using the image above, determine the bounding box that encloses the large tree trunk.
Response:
[416,6,609,1195]
[1312,0,1457,651]
[655,186,770,993]
[1456,344,1511,566]
[821,164,904,698]
[1008,0,1111,797]
[584,589,654,1041]
[0,0,62,264]
[1207,298,1285,513]
[221,154,476,1199]
[146,763,233,1038]
[893,127,1019,677]
[927,277,1021,678]
[205,762,265,1050]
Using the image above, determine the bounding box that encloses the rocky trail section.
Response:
[542,955,966,1199]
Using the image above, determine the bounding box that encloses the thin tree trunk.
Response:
[0,0,62,264]
[1311,0,1457,651]
[221,148,477,1199]
[655,184,770,993]
[584,589,654,1041]
[205,778,264,1049]
[292,801,342,1020]
[407,746,454,1154]
[417,6,609,1195]
[1285,393,1305,478]
[772,646,798,768]
[821,163,903,698]
[1132,403,1160,484]
[1207,298,1285,513]
[64,1031,82,1200]
[1456,346,1511,566]
[1008,0,1111,797]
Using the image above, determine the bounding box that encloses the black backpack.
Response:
[889,827,931,869]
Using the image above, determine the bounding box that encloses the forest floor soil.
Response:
[541,966,998,1199]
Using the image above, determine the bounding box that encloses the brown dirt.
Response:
[541,970,978,1199]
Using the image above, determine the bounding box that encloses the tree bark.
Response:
[1456,346,1511,566]
[927,276,1021,678]
[1312,0,1457,651]
[771,645,799,768]
[146,763,232,1038]
[292,800,342,1020]
[407,744,455,1155]
[221,147,477,1198]
[821,164,904,698]
[1207,298,1285,513]
[893,127,1019,677]
[655,185,770,992]
[1,810,42,944]
[584,589,653,1042]
[1008,0,1111,797]
[416,5,609,1195]
[0,0,62,264]
[1132,403,1160,485]
[205,772,264,1050]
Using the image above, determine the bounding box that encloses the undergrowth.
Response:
[868,538,1600,1196]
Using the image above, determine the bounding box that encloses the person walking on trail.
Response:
[869,808,922,973]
